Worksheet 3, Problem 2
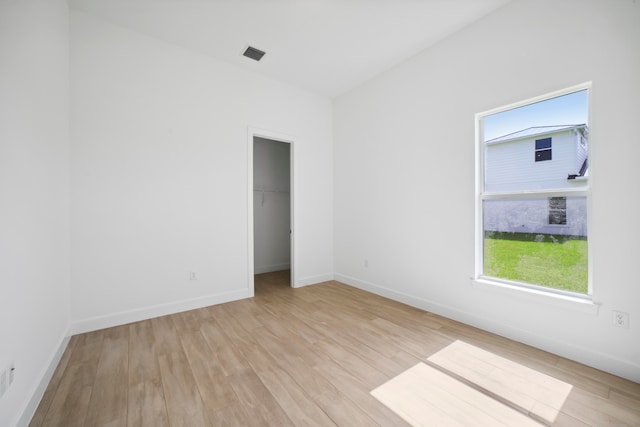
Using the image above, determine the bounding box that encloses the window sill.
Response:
[471,278,599,315]
[568,176,588,182]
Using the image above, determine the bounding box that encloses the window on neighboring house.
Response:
[535,137,552,162]
[548,197,567,225]
[476,84,591,297]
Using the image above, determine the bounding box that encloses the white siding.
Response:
[575,131,588,173]
[485,130,579,192]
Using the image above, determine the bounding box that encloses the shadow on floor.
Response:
[255,269,291,296]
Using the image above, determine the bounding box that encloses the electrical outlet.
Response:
[189,271,197,280]
[612,310,629,328]
[364,259,369,268]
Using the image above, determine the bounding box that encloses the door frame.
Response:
[247,126,295,296]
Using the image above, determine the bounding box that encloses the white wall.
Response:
[0,1,71,426]
[334,0,640,381]
[253,137,291,274]
[70,10,333,332]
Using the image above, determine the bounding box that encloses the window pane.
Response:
[534,149,552,162]
[483,90,589,192]
[535,137,552,150]
[483,197,587,294]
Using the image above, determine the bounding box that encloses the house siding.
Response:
[484,126,588,237]
[485,129,579,192]
[575,130,588,174]
[484,196,587,237]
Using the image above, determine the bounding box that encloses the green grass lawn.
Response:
[483,235,588,294]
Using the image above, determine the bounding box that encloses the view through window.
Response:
[478,86,590,295]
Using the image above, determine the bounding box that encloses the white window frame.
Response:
[535,137,553,162]
[474,83,594,305]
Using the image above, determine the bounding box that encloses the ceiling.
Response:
[68,0,511,98]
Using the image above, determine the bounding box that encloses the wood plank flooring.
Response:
[30,271,640,426]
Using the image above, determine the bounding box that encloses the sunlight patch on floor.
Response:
[371,340,573,426]
[428,340,573,424]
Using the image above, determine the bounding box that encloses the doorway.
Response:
[247,128,294,295]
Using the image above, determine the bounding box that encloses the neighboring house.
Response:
[484,124,588,237]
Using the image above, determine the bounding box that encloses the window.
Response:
[476,84,591,296]
[548,197,567,225]
[535,137,552,161]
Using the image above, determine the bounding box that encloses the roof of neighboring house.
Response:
[486,124,587,144]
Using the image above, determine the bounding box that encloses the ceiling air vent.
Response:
[242,46,266,62]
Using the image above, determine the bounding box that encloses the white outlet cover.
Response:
[612,311,629,328]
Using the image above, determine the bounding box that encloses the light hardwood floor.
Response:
[30,271,640,426]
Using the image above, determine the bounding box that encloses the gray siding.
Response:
[484,197,587,237]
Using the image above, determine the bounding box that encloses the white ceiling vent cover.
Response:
[242,46,266,61]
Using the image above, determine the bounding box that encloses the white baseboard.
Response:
[17,289,251,425]
[294,272,334,288]
[254,263,291,274]
[71,288,251,334]
[15,330,71,427]
[334,273,640,383]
